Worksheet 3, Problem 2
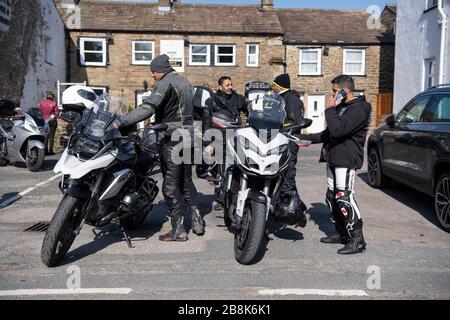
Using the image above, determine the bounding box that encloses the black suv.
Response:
[367,84,450,232]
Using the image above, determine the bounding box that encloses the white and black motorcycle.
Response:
[0,99,46,171]
[41,87,164,267]
[222,93,312,264]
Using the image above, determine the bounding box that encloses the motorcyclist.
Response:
[298,75,371,254]
[112,54,205,242]
[211,76,247,210]
[272,74,307,228]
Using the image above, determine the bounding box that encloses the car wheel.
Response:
[434,172,450,232]
[367,148,390,188]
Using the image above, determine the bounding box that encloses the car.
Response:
[367,84,450,232]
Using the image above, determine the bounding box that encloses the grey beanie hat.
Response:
[150,54,174,73]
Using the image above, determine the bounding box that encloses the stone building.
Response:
[0,0,66,109]
[56,0,285,109]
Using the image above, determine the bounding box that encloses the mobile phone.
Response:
[335,89,347,105]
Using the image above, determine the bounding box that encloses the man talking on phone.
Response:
[298,75,371,254]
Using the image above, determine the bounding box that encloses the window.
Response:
[215,45,236,66]
[343,49,365,75]
[189,44,210,66]
[246,44,259,67]
[424,58,436,89]
[132,41,154,65]
[80,38,107,67]
[44,36,53,64]
[299,48,321,75]
[397,96,430,124]
[422,95,450,122]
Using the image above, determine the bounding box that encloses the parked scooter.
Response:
[41,87,164,267]
[0,99,46,171]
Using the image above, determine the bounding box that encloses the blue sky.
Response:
[182,0,396,10]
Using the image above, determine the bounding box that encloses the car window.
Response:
[422,94,450,122]
[397,95,430,124]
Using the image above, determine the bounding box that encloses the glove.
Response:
[111,116,125,129]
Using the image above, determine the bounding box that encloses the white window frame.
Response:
[132,40,154,65]
[215,44,236,66]
[343,49,366,76]
[189,44,210,66]
[246,44,259,67]
[80,38,107,67]
[299,48,321,75]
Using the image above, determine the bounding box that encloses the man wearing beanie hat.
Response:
[272,73,307,228]
[113,54,206,242]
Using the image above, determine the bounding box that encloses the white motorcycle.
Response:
[41,88,164,267]
[222,93,312,264]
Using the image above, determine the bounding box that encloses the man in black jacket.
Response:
[113,54,205,242]
[272,74,307,228]
[299,75,371,254]
[213,76,247,123]
[212,76,247,211]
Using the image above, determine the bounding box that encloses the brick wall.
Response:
[285,44,395,128]
[68,32,285,107]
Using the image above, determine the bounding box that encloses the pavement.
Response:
[0,145,449,300]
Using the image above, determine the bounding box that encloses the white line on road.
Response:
[0,174,62,209]
[258,289,368,297]
[0,288,132,297]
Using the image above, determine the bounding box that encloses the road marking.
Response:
[258,289,368,297]
[0,288,132,296]
[0,174,62,209]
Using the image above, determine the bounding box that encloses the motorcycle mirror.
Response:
[150,123,168,132]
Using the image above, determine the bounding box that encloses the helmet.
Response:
[276,194,307,227]
[61,85,97,112]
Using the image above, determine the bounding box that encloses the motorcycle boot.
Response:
[159,215,188,242]
[190,207,206,236]
[337,219,366,254]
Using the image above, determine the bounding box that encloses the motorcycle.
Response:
[0,99,46,171]
[41,92,165,267]
[222,93,312,264]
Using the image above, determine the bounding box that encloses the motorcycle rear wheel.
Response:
[41,195,82,267]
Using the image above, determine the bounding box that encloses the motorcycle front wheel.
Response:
[41,195,83,267]
[234,200,267,265]
[26,145,44,171]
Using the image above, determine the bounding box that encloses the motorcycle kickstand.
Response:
[114,220,134,248]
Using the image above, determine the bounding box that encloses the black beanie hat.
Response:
[272,74,291,90]
[150,54,174,74]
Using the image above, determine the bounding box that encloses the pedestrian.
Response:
[39,92,59,155]
[298,75,372,254]
[271,73,307,227]
[213,76,247,123]
[113,54,205,241]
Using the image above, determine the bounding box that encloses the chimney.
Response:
[261,0,273,10]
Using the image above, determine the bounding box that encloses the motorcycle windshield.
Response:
[247,93,286,130]
[80,93,127,140]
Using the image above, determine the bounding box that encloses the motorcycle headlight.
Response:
[267,144,287,156]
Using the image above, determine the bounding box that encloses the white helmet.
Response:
[62,85,98,110]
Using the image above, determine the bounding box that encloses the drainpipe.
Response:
[438,0,448,84]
